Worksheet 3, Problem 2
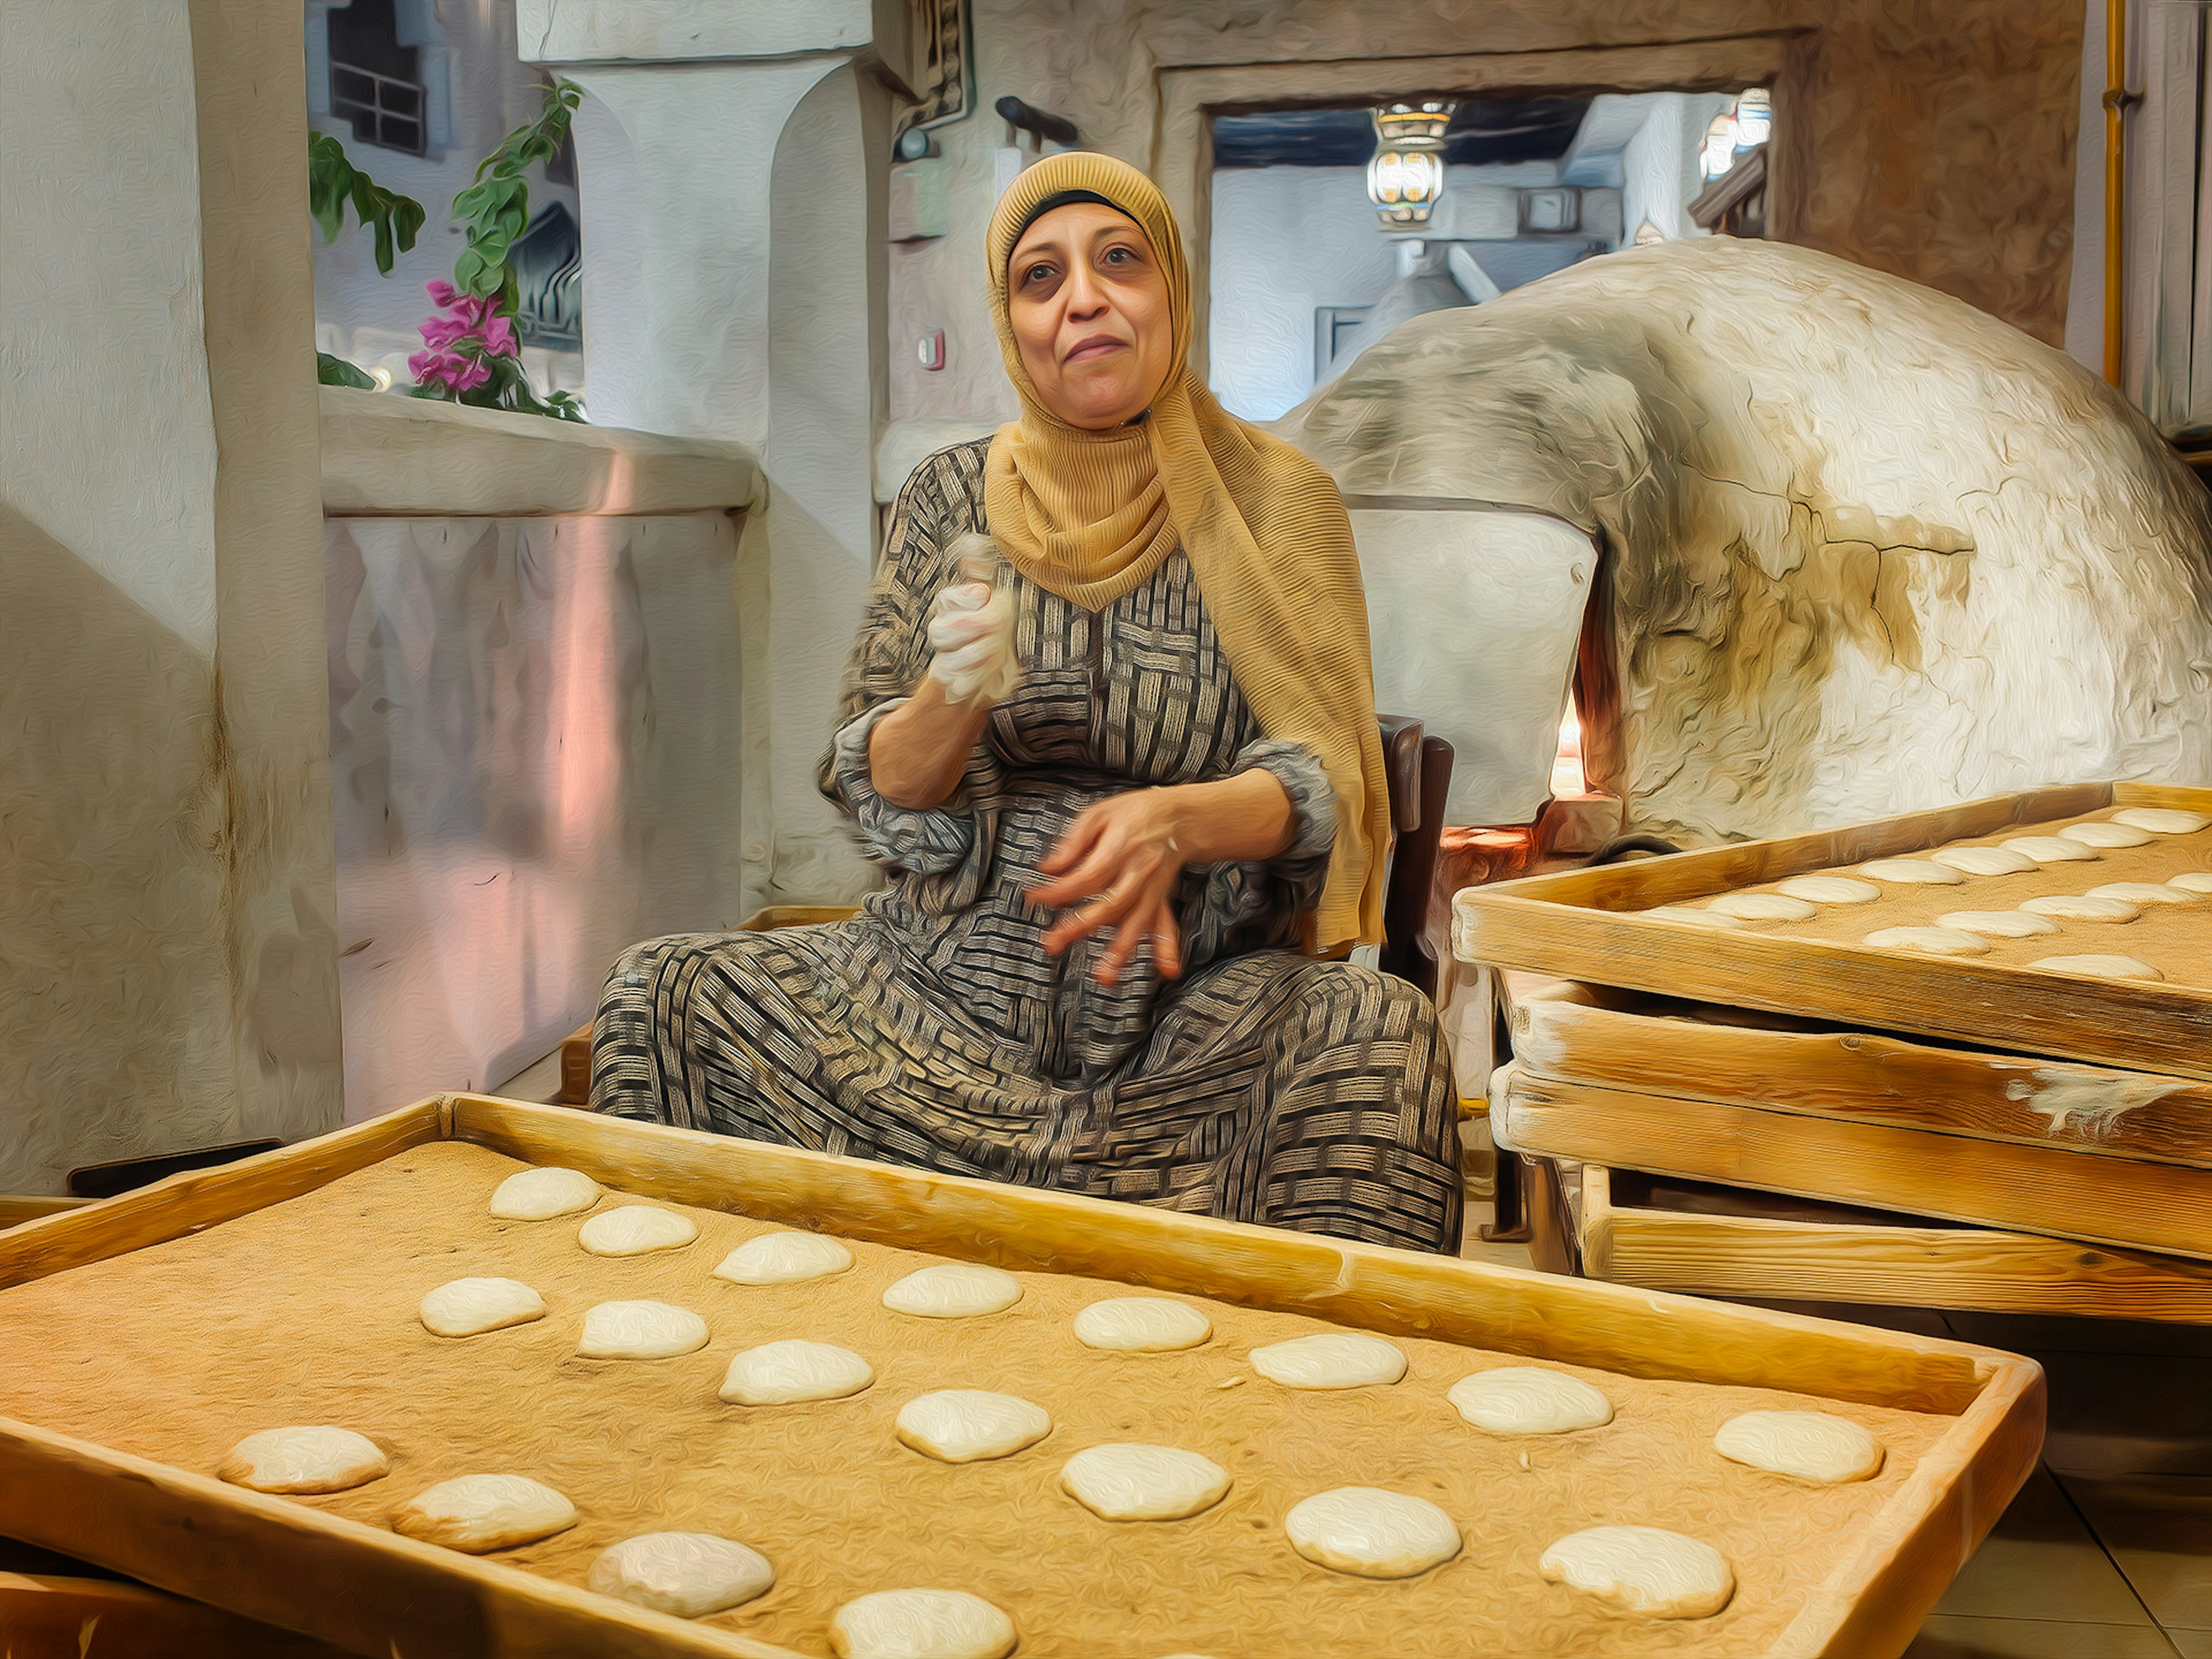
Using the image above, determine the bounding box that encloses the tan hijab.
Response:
[984,151,1389,953]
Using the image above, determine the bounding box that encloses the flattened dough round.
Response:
[2028,954,2164,982]
[2021,893,2140,923]
[896,1391,1052,1462]
[1060,1444,1230,1520]
[1705,892,1819,922]
[1639,904,1744,929]
[1858,858,1964,885]
[1937,910,2061,938]
[2113,806,2212,835]
[1775,874,1882,904]
[577,1300,709,1359]
[713,1232,853,1285]
[1863,926,1988,956]
[489,1165,600,1221]
[2002,835,2099,863]
[1071,1297,1212,1353]
[219,1426,388,1494]
[1930,844,2039,877]
[578,1205,698,1256]
[1540,1526,1734,1618]
[1285,1487,1461,1578]
[829,1589,1016,1659]
[2170,871,2212,894]
[1250,1332,1407,1389]
[392,1474,577,1553]
[419,1277,546,1338]
[2061,821,2155,849]
[1448,1367,1613,1434]
[1714,1411,1884,1483]
[2088,881,2200,906]
[719,1340,874,1404]
[587,1532,775,1617]
[881,1263,1022,1319]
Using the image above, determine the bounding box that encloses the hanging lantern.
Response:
[1367,100,1456,229]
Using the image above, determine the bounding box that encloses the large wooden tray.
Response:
[0,1096,2042,1659]
[1452,782,2212,1081]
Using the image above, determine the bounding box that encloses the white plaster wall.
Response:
[1622,92,1730,243]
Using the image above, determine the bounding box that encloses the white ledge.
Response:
[319,387,761,518]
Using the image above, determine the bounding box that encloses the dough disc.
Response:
[488,1166,600,1221]
[2112,806,2212,834]
[1539,1525,1735,1618]
[1447,1367,1613,1434]
[2021,893,2140,923]
[2061,821,2155,849]
[1071,1297,1212,1353]
[1930,845,2039,877]
[1284,1487,1460,1578]
[719,1340,874,1404]
[218,1426,388,1494]
[586,1532,775,1617]
[881,1263,1023,1318]
[713,1232,853,1285]
[1705,892,1819,922]
[2001,835,2099,863]
[1936,910,2061,938]
[391,1474,577,1553]
[896,1391,1052,1462]
[1857,858,1964,885]
[2028,954,2164,981]
[829,1589,1017,1659]
[419,1277,546,1338]
[2169,871,2212,894]
[1060,1444,1230,1520]
[578,1205,698,1256]
[2088,881,2200,906]
[1863,926,1988,956]
[1249,1332,1407,1389]
[1638,904,1744,929]
[577,1301,710,1359]
[1775,875,1882,904]
[1713,1411,1884,1483]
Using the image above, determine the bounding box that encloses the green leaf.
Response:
[316,350,377,389]
[304,131,425,274]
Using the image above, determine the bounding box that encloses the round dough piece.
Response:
[2113,806,2212,834]
[1930,844,2040,877]
[1863,926,1988,956]
[578,1205,698,1256]
[1448,1367,1613,1434]
[829,1589,1016,1659]
[2021,893,2141,923]
[1638,904,1744,929]
[1249,1332,1407,1389]
[719,1340,874,1404]
[1060,1444,1231,1521]
[577,1301,709,1359]
[419,1277,546,1338]
[488,1165,600,1221]
[896,1391,1052,1463]
[1936,910,2061,938]
[1539,1525,1735,1618]
[2061,820,2156,849]
[1071,1297,1212,1353]
[2028,954,2164,982]
[1775,874,1883,904]
[713,1231,853,1285]
[881,1263,1023,1319]
[2169,870,2212,894]
[1284,1487,1461,1579]
[1857,858,1964,885]
[392,1474,577,1553]
[218,1426,388,1494]
[2088,881,2202,906]
[587,1532,775,1617]
[2002,835,2100,864]
[1713,1411,1884,1483]
[1705,892,1819,922]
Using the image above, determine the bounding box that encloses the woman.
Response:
[592,153,1461,1253]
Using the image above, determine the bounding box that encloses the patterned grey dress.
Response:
[591,440,1461,1252]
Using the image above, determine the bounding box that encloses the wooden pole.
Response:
[2104,0,2129,386]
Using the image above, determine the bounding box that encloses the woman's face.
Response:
[1006,202,1173,430]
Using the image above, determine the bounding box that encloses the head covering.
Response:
[984,151,1390,953]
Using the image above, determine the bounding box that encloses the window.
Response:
[329,0,426,156]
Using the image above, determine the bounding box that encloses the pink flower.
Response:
[480,315,518,357]
[425,278,460,308]
[419,313,472,350]
[408,347,491,393]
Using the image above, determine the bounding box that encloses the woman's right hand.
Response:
[926,580,1018,704]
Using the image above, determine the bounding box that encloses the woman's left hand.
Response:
[1029,790,1187,986]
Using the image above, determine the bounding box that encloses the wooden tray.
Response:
[0,1096,2043,1659]
[1452,782,2212,1081]
[1577,1166,2212,1324]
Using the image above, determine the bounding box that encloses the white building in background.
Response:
[306,0,585,398]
